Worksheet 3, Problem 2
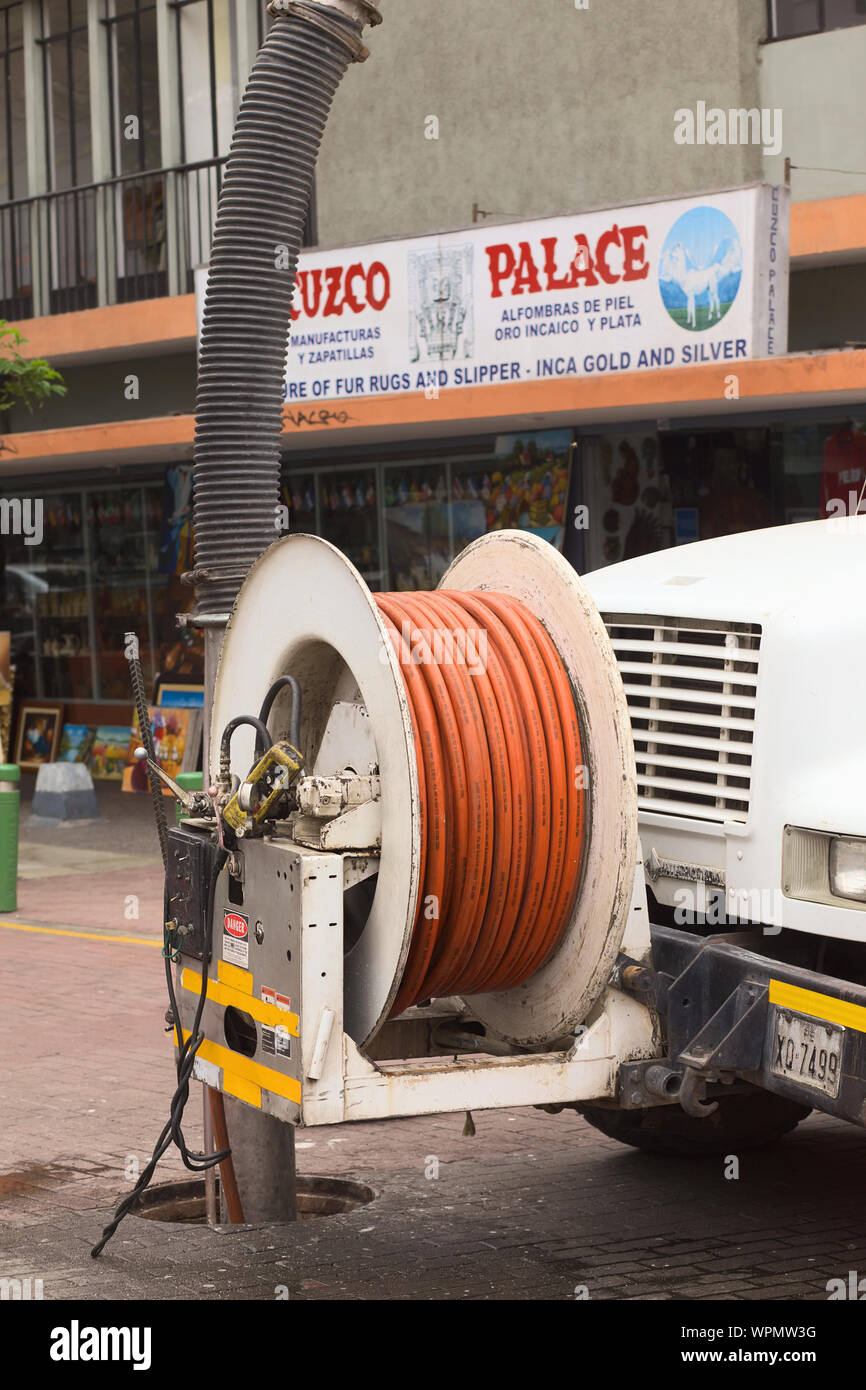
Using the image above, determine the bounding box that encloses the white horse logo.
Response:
[668,242,722,328]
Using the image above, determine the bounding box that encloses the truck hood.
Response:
[583,516,866,626]
[582,514,866,945]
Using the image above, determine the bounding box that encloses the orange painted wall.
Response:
[791,194,866,261]
[4,350,865,468]
[7,295,196,362]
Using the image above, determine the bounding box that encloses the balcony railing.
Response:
[0,157,227,320]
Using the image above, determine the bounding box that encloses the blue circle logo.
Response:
[658,206,743,333]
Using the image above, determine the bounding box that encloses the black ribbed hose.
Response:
[192,5,370,616]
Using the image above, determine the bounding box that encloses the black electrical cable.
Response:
[258,675,302,749]
[91,845,230,1258]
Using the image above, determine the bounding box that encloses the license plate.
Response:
[769,1008,843,1098]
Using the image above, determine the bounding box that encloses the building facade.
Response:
[1,0,865,727]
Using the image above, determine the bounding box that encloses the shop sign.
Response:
[195,184,788,407]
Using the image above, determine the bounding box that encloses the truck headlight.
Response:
[783,826,866,911]
[829,838,866,903]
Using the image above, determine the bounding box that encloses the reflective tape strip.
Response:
[223,1072,262,1109]
[218,959,254,995]
[177,1028,301,1105]
[181,966,299,1036]
[769,979,866,1034]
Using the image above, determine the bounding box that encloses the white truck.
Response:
[577,513,866,1152]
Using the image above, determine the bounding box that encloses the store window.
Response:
[282,432,574,594]
[319,468,381,587]
[583,414,866,570]
[769,0,866,38]
[661,428,773,545]
[774,415,866,522]
[384,463,450,590]
[88,486,161,698]
[577,432,666,570]
[283,472,317,534]
[1,491,88,699]
[583,427,774,568]
[285,464,383,587]
[0,479,188,703]
[451,432,572,555]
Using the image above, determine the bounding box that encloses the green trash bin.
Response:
[0,764,21,912]
[175,771,203,824]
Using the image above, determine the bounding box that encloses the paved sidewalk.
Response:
[2,783,866,1300]
[2,912,866,1301]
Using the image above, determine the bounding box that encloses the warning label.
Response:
[262,1024,291,1059]
[222,911,249,969]
[261,986,291,1011]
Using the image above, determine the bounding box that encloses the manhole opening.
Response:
[130,1175,375,1225]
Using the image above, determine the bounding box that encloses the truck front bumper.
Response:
[641,924,866,1126]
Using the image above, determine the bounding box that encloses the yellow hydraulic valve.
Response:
[222,741,304,832]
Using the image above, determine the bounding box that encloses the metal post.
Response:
[202,1085,218,1226]
[200,615,298,1223]
[220,1096,297,1225]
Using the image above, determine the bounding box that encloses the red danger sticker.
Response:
[224,912,248,939]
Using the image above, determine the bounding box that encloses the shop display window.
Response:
[283,473,317,535]
[284,465,382,588]
[660,428,773,545]
[282,435,572,595]
[1,481,168,702]
[584,426,776,569]
[384,463,451,590]
[774,416,866,524]
[318,468,381,588]
[451,431,572,556]
[89,486,161,698]
[582,431,673,569]
[1,491,88,699]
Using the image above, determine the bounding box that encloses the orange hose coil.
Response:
[374,591,587,1015]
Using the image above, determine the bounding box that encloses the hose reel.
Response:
[376,589,586,1015]
[211,528,638,1049]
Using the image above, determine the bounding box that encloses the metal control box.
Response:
[174,836,343,1124]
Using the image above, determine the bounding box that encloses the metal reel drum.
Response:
[210,533,422,1046]
[211,530,638,1051]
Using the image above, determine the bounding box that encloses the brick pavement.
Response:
[2,911,866,1300]
[2,783,866,1300]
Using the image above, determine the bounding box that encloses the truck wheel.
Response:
[578,1092,810,1156]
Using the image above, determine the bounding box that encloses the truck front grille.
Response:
[602,614,762,824]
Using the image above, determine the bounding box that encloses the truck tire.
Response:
[578,1092,810,1156]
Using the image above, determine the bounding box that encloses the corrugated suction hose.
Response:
[192,5,369,617]
[376,591,587,1014]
